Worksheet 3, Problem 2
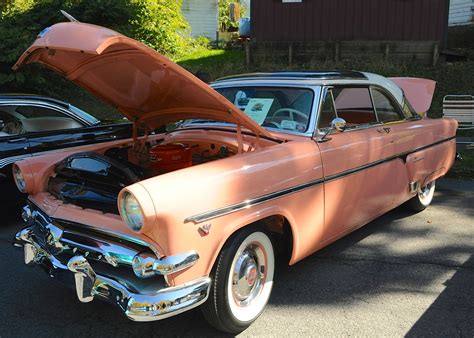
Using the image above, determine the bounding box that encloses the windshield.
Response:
[214,87,314,133]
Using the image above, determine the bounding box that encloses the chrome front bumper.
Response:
[14,207,211,321]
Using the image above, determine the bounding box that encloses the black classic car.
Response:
[0,94,133,207]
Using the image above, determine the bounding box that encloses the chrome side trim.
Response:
[185,136,456,224]
[184,176,325,224]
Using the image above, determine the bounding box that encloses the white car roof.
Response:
[212,71,404,106]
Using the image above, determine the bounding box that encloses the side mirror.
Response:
[331,118,347,132]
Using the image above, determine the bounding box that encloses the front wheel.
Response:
[406,181,436,212]
[201,228,275,333]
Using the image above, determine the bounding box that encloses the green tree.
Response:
[0,0,191,91]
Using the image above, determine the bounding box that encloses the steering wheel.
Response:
[262,121,282,129]
[272,108,309,124]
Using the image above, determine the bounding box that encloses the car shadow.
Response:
[406,254,474,337]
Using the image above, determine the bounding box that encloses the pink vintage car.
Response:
[12,22,457,333]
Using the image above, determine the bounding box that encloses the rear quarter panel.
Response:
[390,117,457,204]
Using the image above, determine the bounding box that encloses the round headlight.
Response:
[120,191,145,232]
[13,165,26,193]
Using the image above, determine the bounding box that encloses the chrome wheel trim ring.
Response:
[418,181,435,206]
[227,232,274,322]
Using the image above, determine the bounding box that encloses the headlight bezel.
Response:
[120,191,145,232]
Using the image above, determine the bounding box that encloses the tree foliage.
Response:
[0,0,191,91]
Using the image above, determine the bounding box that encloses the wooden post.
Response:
[384,43,390,61]
[288,42,294,66]
[432,43,439,66]
[245,42,250,66]
[334,42,340,62]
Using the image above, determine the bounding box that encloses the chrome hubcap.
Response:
[419,182,434,200]
[232,243,266,306]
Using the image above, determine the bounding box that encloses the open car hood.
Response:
[389,77,436,115]
[13,22,273,138]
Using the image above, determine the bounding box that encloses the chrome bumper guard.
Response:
[14,207,211,321]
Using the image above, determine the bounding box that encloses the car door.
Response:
[369,87,416,206]
[316,86,403,243]
[0,105,31,203]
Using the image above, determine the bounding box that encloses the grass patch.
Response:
[178,49,245,75]
[447,147,474,180]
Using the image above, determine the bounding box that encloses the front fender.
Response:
[206,205,299,276]
[135,140,324,286]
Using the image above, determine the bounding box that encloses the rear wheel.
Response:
[202,227,275,334]
[407,181,436,212]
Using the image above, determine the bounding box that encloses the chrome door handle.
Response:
[7,137,27,143]
[376,128,391,134]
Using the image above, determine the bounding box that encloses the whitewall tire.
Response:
[407,181,436,212]
[202,227,275,333]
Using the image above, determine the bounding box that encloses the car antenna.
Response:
[60,10,79,22]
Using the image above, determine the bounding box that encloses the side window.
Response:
[318,89,337,129]
[371,88,404,123]
[15,105,83,133]
[333,87,377,126]
[0,107,24,136]
[401,96,417,119]
[17,105,66,118]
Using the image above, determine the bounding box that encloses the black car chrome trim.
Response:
[0,125,134,169]
[185,136,456,224]
[0,154,30,169]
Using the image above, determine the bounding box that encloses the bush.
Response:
[0,0,191,93]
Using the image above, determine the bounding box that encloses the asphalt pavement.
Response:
[0,178,472,337]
